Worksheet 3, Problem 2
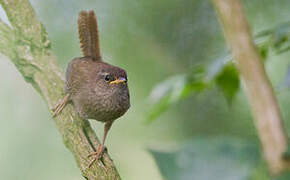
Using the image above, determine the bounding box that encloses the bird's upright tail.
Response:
[78,10,101,61]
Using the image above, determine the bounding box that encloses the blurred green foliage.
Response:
[147,67,207,123]
[147,20,290,122]
[145,1,290,179]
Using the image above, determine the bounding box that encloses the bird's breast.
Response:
[79,87,130,122]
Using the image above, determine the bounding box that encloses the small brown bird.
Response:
[53,10,130,167]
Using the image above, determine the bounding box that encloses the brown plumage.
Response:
[53,10,130,167]
[78,10,101,60]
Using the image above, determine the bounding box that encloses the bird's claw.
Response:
[88,151,100,157]
[87,154,101,168]
[87,146,105,168]
[51,94,70,117]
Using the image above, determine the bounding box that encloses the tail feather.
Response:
[78,10,101,60]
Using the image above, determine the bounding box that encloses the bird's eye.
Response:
[105,75,111,82]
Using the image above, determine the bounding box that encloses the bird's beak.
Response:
[109,77,127,84]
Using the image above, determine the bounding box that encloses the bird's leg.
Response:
[52,94,70,117]
[88,121,113,167]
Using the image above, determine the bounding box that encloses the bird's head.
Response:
[93,62,129,95]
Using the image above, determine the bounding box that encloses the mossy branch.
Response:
[212,0,290,176]
[0,0,121,179]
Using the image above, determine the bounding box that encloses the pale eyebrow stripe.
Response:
[100,72,109,76]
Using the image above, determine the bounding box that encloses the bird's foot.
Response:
[87,145,106,168]
[52,94,70,117]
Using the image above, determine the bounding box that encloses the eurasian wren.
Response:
[52,10,130,167]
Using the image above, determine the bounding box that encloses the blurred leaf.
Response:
[149,137,261,180]
[255,29,273,39]
[146,67,207,123]
[256,21,290,55]
[258,43,269,61]
[272,21,290,50]
[182,66,208,97]
[146,94,171,123]
[215,64,240,103]
[206,53,232,81]
[146,74,187,123]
